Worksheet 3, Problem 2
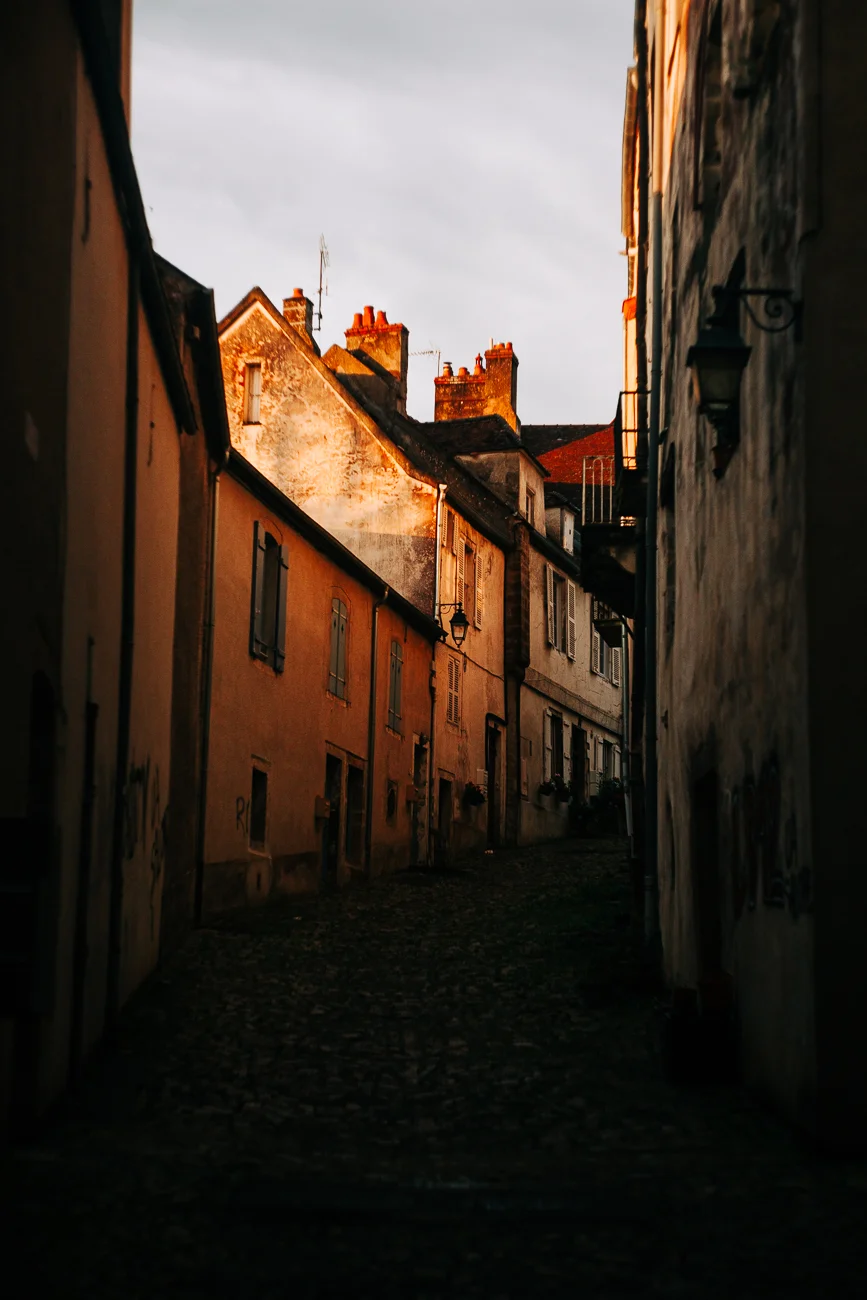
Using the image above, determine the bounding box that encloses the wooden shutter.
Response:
[543,712,553,782]
[447,656,460,724]
[545,564,555,646]
[456,535,466,604]
[389,641,403,728]
[337,603,347,695]
[474,547,483,629]
[611,644,622,687]
[245,362,262,423]
[329,599,340,691]
[591,627,601,674]
[250,522,267,659]
[449,509,458,553]
[566,581,577,660]
[520,737,530,798]
[274,544,289,672]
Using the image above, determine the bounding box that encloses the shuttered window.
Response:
[244,362,262,424]
[545,564,555,646]
[329,597,348,698]
[543,712,553,782]
[566,580,577,660]
[388,640,403,731]
[250,523,288,672]
[444,507,456,551]
[446,655,461,725]
[520,736,531,799]
[474,548,483,629]
[611,645,622,687]
[591,626,605,675]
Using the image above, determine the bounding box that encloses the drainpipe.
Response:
[428,483,447,865]
[644,0,665,954]
[194,455,226,925]
[106,254,140,1032]
[365,587,389,875]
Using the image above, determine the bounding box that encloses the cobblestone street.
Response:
[3,839,867,1297]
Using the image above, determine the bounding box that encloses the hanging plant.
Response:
[463,781,487,807]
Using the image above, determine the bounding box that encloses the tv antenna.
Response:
[410,347,442,376]
[315,234,329,332]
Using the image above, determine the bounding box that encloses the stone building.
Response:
[217,291,513,861]
[0,0,225,1137]
[623,0,867,1146]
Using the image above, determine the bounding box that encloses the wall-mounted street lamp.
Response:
[437,602,469,648]
[686,285,802,475]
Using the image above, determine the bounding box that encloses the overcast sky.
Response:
[132,1,635,424]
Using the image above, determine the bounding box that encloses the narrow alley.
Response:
[4,840,866,1298]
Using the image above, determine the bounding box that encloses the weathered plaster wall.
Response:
[653,0,815,1129]
[434,512,506,857]
[219,301,438,610]
[118,315,181,1005]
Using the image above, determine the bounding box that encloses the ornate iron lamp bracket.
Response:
[710,286,803,340]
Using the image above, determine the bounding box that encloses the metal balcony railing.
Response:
[581,455,615,523]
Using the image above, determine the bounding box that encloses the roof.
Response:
[156,256,230,465]
[523,424,616,483]
[227,451,442,644]
[419,415,550,477]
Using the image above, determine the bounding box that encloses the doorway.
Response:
[485,722,502,847]
[345,764,364,870]
[436,778,452,868]
[411,742,428,867]
[571,726,587,802]
[322,754,343,887]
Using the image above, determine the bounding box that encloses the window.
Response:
[244,362,262,424]
[250,524,288,671]
[456,535,483,630]
[602,741,614,780]
[329,597,348,698]
[545,566,576,658]
[443,507,456,552]
[388,640,403,731]
[525,488,536,526]
[446,655,461,725]
[520,736,531,799]
[386,780,398,824]
[591,600,622,685]
[543,711,565,781]
[250,767,268,848]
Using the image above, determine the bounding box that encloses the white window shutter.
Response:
[566,581,577,661]
[591,627,601,674]
[611,645,622,687]
[456,535,466,604]
[545,565,555,646]
[449,510,458,554]
[543,712,553,782]
[474,548,483,628]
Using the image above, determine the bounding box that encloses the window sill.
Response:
[242,420,262,427]
[326,690,349,707]
[386,724,403,738]
[248,843,270,858]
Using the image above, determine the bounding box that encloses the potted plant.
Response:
[463,781,486,807]
[537,779,555,797]
[553,775,571,803]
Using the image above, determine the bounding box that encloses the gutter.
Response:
[365,588,389,875]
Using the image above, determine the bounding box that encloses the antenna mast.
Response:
[315,234,330,332]
[410,347,442,376]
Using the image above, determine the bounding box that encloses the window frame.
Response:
[328,596,348,698]
[250,522,288,672]
[388,639,403,732]
[244,361,262,425]
[446,654,461,726]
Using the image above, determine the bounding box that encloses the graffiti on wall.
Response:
[236,796,249,836]
[730,754,812,922]
[123,754,168,938]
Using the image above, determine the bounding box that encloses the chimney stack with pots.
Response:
[433,341,519,431]
[283,288,315,344]
[344,305,409,415]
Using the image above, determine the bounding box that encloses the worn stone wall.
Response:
[219,296,438,611]
[651,0,816,1130]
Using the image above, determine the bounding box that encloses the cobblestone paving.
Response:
[3,839,867,1297]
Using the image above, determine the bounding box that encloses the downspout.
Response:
[365,586,389,875]
[621,619,633,844]
[106,254,140,1032]
[428,483,447,865]
[645,0,665,954]
[194,455,226,925]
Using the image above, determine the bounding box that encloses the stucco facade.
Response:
[625,0,867,1146]
[203,458,439,911]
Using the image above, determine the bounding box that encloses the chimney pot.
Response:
[375,309,388,327]
[442,361,453,378]
[352,312,363,329]
[474,354,484,375]
[457,365,469,377]
[363,305,375,327]
[292,287,305,299]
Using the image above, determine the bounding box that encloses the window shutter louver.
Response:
[591,628,601,674]
[611,645,622,687]
[449,510,458,554]
[566,581,577,660]
[474,549,483,629]
[545,565,555,646]
[543,712,553,782]
[456,535,466,604]
[338,606,347,693]
[273,544,289,672]
[250,522,267,659]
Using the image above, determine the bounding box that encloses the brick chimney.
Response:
[283,288,314,343]
[433,342,519,431]
[344,305,409,415]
